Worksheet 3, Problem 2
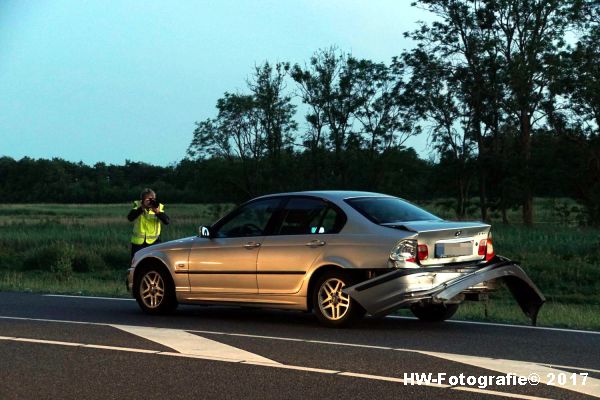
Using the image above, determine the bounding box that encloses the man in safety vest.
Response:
[127,188,170,260]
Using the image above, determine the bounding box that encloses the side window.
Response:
[318,207,344,233]
[215,198,280,238]
[277,198,345,235]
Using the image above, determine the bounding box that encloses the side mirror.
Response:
[198,225,212,238]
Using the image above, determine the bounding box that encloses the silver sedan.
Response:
[127,191,544,327]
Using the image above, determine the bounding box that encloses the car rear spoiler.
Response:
[343,256,545,325]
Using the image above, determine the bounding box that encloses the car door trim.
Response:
[176,270,306,275]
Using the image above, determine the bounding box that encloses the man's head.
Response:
[140,188,157,208]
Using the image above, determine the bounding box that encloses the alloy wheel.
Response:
[317,278,351,321]
[140,271,165,308]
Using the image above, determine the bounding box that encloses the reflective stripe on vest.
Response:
[130,200,164,245]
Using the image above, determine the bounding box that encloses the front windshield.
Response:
[345,197,440,224]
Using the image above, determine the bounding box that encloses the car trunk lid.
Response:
[382,220,491,266]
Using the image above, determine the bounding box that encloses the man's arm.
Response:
[157,212,170,225]
[127,207,143,221]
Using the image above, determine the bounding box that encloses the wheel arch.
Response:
[306,264,368,311]
[133,257,175,299]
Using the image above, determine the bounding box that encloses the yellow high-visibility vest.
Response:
[130,200,165,245]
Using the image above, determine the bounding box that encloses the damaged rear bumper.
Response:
[343,256,545,325]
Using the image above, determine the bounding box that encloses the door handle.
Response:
[244,242,261,249]
[305,239,326,247]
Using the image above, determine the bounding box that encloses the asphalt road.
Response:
[0,292,599,400]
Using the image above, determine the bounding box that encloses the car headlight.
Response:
[390,239,417,266]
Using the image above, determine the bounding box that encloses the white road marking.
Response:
[0,335,554,400]
[160,351,244,363]
[306,339,392,350]
[1,315,596,398]
[82,344,159,353]
[112,324,280,365]
[202,331,305,342]
[13,337,80,347]
[40,294,600,335]
[343,372,552,400]
[339,372,414,385]
[418,350,600,399]
[540,363,600,375]
[243,361,339,374]
[452,386,552,400]
[1,314,597,374]
[388,315,600,335]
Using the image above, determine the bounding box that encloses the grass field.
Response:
[0,200,598,330]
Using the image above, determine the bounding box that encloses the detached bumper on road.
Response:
[343,256,545,325]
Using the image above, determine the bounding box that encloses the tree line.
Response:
[187,0,599,225]
[1,0,598,225]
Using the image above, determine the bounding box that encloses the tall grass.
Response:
[0,270,126,297]
[0,203,234,273]
[0,200,598,329]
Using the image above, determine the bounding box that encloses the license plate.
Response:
[435,241,473,258]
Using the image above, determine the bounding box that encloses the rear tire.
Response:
[134,266,177,315]
[312,270,365,328]
[410,302,459,322]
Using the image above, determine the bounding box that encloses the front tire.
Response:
[135,266,177,315]
[312,271,364,328]
[410,302,459,322]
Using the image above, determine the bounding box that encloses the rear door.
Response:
[257,197,347,294]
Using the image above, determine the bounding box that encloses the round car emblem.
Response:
[455,230,462,237]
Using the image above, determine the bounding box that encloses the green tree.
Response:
[247,62,297,190]
[188,93,264,196]
[494,0,578,225]
[403,48,476,218]
[407,0,511,221]
[350,58,421,187]
[291,48,361,186]
[546,0,600,224]
[409,0,581,225]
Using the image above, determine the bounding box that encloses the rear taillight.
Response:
[478,238,495,261]
[390,239,417,264]
[478,239,487,256]
[417,244,428,261]
[485,237,495,261]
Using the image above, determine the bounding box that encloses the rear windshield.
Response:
[345,197,440,224]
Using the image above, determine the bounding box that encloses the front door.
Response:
[188,198,281,294]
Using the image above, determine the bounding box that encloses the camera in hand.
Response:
[147,198,159,208]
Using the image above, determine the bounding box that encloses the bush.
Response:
[101,245,130,270]
[0,246,18,270]
[21,242,75,280]
[72,251,106,273]
[22,245,63,272]
[50,242,75,281]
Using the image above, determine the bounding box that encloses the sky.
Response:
[0,0,433,166]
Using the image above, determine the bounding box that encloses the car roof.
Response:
[254,190,395,203]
